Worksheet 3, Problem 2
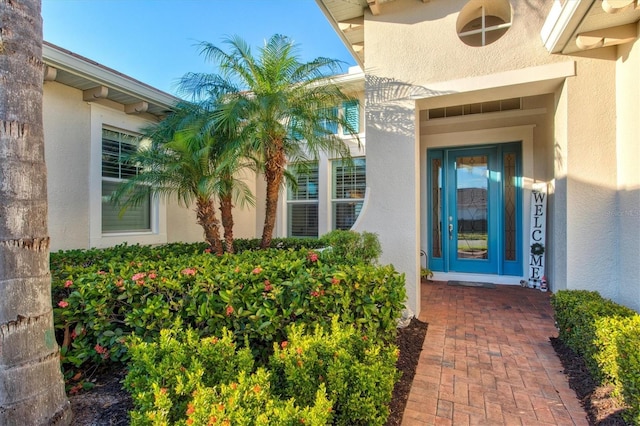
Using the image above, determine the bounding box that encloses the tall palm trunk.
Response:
[219,192,235,254]
[260,143,286,249]
[196,196,223,255]
[0,0,72,424]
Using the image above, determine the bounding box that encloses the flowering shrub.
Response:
[125,327,254,424]
[51,241,406,389]
[125,319,396,425]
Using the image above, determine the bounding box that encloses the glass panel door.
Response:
[427,143,522,276]
[455,155,489,260]
[448,148,498,273]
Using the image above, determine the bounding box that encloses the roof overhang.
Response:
[43,42,179,119]
[316,0,411,67]
[541,0,640,54]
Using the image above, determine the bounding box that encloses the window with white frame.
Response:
[101,127,151,233]
[332,158,365,230]
[287,162,319,237]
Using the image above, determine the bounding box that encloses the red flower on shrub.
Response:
[98,270,107,275]
[58,300,69,308]
[181,268,197,276]
[131,272,146,281]
[264,280,273,292]
[226,305,234,316]
[115,279,124,288]
[94,344,109,359]
[64,280,73,288]
[331,277,340,285]
[281,341,288,349]
[204,248,212,253]
[136,279,145,286]
[234,267,240,273]
[148,273,157,279]
[307,252,319,262]
[252,267,262,274]
[70,330,77,339]
[186,403,195,415]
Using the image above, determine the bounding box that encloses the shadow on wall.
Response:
[549,173,640,312]
[365,74,455,138]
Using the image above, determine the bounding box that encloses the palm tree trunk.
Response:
[0,1,72,424]
[260,144,286,249]
[196,196,223,255]
[219,193,235,254]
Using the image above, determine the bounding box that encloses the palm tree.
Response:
[112,101,253,255]
[179,34,359,249]
[0,0,72,424]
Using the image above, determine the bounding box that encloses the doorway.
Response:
[427,143,522,275]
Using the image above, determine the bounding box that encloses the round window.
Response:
[457,0,512,47]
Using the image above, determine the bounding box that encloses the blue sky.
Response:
[42,0,357,95]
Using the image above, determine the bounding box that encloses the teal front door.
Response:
[427,143,522,276]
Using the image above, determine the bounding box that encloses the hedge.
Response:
[551,290,640,423]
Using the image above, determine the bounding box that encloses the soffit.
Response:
[542,0,640,54]
[43,42,178,119]
[316,0,398,67]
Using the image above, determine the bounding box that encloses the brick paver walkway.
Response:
[402,281,589,425]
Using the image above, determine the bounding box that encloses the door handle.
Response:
[448,223,453,240]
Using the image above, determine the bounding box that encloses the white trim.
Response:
[89,103,167,248]
[540,0,595,53]
[43,43,177,110]
[420,125,536,279]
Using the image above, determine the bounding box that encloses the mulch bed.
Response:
[550,337,630,425]
[386,317,429,425]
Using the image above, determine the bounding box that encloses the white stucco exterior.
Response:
[317,0,640,314]
[42,44,258,252]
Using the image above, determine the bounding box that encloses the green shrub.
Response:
[551,290,640,423]
[594,315,640,424]
[125,326,254,424]
[319,230,382,265]
[52,244,406,387]
[270,318,399,426]
[185,369,333,426]
[124,319,398,425]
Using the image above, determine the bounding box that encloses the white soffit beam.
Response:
[43,66,57,81]
[541,0,595,53]
[125,101,149,114]
[576,22,638,49]
[83,86,109,101]
[367,0,381,15]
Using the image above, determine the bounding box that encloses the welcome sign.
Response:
[528,185,547,289]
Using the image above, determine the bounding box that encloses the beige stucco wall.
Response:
[615,28,640,312]
[43,81,91,251]
[563,57,618,300]
[356,0,628,314]
[43,82,236,251]
[166,171,259,244]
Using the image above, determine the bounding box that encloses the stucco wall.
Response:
[43,81,91,251]
[564,57,618,301]
[615,29,640,312]
[356,0,628,313]
[166,171,259,245]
